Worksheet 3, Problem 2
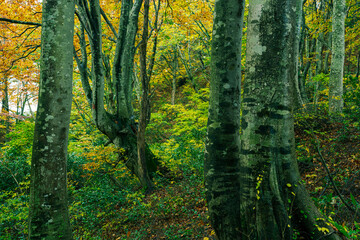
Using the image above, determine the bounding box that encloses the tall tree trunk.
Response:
[239,0,341,239]
[294,1,305,110]
[177,44,198,93]
[300,36,315,105]
[74,0,160,183]
[171,50,178,105]
[324,33,332,74]
[329,0,346,116]
[315,34,324,75]
[171,73,177,105]
[204,0,244,239]
[356,52,360,78]
[28,0,75,238]
[137,0,153,189]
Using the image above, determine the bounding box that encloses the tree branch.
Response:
[100,7,118,38]
[0,17,41,26]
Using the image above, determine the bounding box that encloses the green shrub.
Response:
[0,191,29,239]
[0,121,34,191]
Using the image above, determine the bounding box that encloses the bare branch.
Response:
[1,45,40,74]
[100,7,118,38]
[0,17,41,26]
[10,26,39,39]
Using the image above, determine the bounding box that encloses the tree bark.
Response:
[300,36,315,106]
[239,0,341,239]
[204,0,244,239]
[28,0,75,238]
[74,0,160,182]
[329,0,346,116]
[137,0,154,189]
[293,0,306,110]
[356,52,360,78]
[315,34,324,75]
[171,68,177,105]
[1,76,10,142]
[324,33,332,74]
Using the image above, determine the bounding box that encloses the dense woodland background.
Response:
[0,0,360,239]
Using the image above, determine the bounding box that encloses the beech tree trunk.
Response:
[239,1,341,239]
[204,0,244,239]
[74,0,160,186]
[28,0,75,238]
[293,1,306,110]
[329,0,346,116]
[137,0,153,189]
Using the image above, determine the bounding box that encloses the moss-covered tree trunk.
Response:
[137,0,153,190]
[28,0,75,239]
[204,0,244,239]
[75,0,160,186]
[239,1,341,239]
[329,0,346,116]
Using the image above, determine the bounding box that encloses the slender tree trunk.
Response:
[171,73,176,105]
[171,49,178,105]
[356,52,359,78]
[329,0,346,116]
[28,0,75,238]
[20,92,28,116]
[294,1,305,110]
[204,0,244,239]
[324,34,332,74]
[300,36,315,105]
[137,0,153,189]
[346,50,352,75]
[240,1,341,239]
[1,77,10,139]
[315,34,323,75]
[177,44,198,92]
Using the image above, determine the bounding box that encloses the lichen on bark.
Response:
[28,0,75,239]
[329,0,346,116]
[204,0,244,239]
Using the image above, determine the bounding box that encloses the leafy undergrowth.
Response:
[92,175,214,239]
[1,105,359,239]
[295,112,360,239]
[67,113,360,239]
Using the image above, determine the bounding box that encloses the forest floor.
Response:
[94,116,360,239]
[2,114,358,239]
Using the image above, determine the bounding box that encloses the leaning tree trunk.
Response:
[204,0,244,239]
[329,0,346,116]
[239,0,341,239]
[28,0,75,238]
